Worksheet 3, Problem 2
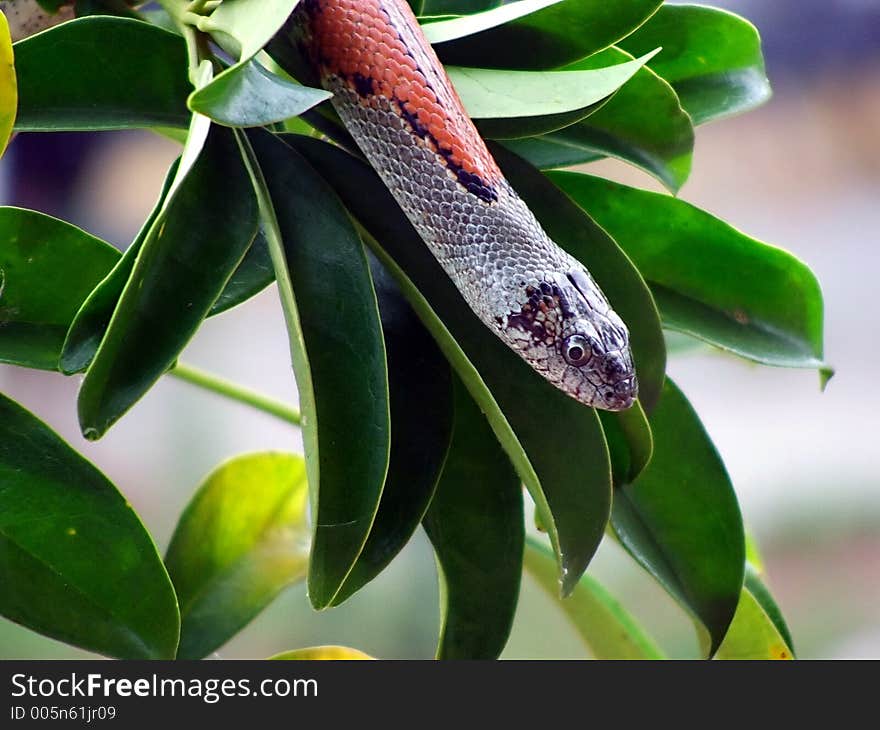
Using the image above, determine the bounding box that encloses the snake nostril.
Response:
[604,352,627,379]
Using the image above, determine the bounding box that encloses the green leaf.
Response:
[550,172,828,374]
[287,134,611,597]
[198,0,301,60]
[331,259,453,606]
[491,144,666,413]
[0,207,119,370]
[188,58,331,128]
[503,47,694,192]
[165,452,310,660]
[431,0,663,70]
[0,393,178,658]
[598,401,653,487]
[61,159,273,374]
[523,537,663,659]
[247,131,390,610]
[611,378,744,656]
[74,0,139,18]
[77,126,258,438]
[451,50,659,140]
[209,229,275,315]
[60,159,179,375]
[423,379,523,660]
[618,4,771,125]
[744,565,795,656]
[421,1,562,44]
[270,646,373,660]
[715,586,793,660]
[0,12,16,157]
[13,17,191,131]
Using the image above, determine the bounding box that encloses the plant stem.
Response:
[170,363,301,426]
[186,0,212,14]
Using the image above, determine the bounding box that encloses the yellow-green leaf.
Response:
[165,452,310,660]
[523,537,663,659]
[0,11,16,156]
[270,646,374,660]
[715,587,794,661]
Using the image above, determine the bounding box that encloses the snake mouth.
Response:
[601,374,638,411]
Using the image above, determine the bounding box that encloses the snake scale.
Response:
[3,0,638,410]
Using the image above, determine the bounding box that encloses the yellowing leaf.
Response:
[165,452,311,659]
[715,588,794,660]
[270,646,374,660]
[0,10,17,156]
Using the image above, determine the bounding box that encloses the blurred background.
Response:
[1,0,878,659]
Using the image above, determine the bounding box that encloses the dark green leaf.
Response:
[432,0,662,70]
[423,379,523,660]
[188,58,331,128]
[611,378,744,655]
[504,47,694,192]
[14,17,191,131]
[35,0,69,11]
[451,51,659,140]
[331,259,453,606]
[248,131,390,610]
[550,172,828,374]
[0,207,119,370]
[0,393,178,658]
[209,229,275,315]
[491,144,666,412]
[286,135,610,596]
[618,3,771,125]
[61,160,273,374]
[165,452,310,659]
[74,0,140,18]
[60,160,180,375]
[523,537,663,659]
[78,126,258,437]
[598,401,653,487]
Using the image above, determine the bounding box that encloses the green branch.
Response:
[170,363,301,426]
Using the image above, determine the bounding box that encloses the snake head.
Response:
[502,267,638,411]
[558,314,637,411]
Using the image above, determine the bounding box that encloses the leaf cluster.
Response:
[0,0,821,659]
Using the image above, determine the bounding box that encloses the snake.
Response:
[292,0,636,411]
[3,0,638,411]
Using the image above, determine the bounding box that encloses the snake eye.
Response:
[563,334,592,367]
